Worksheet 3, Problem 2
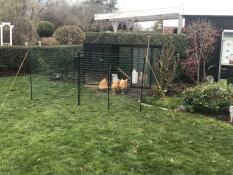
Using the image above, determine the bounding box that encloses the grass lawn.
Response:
[0,76,233,175]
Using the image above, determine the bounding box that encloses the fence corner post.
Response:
[29,49,33,100]
[74,51,81,106]
[108,63,111,110]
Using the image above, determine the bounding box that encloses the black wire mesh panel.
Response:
[77,45,162,110]
[30,46,80,104]
[0,48,30,77]
[29,44,161,110]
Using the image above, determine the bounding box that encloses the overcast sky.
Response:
[116,0,233,28]
[117,0,232,14]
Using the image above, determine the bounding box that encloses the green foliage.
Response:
[37,21,55,37]
[55,26,85,45]
[153,38,180,90]
[183,83,233,114]
[0,45,82,74]
[31,45,82,78]
[145,96,182,109]
[85,32,188,58]
[0,46,30,73]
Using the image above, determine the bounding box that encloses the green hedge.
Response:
[85,32,188,58]
[0,32,188,75]
[0,46,30,74]
[0,45,82,75]
[30,45,82,77]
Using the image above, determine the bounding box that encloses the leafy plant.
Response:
[37,21,55,38]
[182,57,199,82]
[55,25,85,45]
[153,38,180,90]
[183,83,233,114]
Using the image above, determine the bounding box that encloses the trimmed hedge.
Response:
[0,45,82,75]
[0,46,30,74]
[30,45,82,77]
[0,32,188,75]
[85,32,188,58]
[37,21,55,38]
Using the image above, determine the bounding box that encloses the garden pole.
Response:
[130,47,133,87]
[140,56,146,111]
[108,63,111,110]
[73,51,77,105]
[29,49,33,100]
[77,52,81,106]
[149,48,153,89]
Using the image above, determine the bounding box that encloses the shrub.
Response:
[55,26,85,45]
[0,45,82,75]
[0,46,29,74]
[37,21,55,38]
[31,45,81,77]
[153,38,180,90]
[85,32,188,58]
[183,83,233,114]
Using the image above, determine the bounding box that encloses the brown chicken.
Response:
[99,78,108,90]
[111,80,120,94]
[119,79,128,94]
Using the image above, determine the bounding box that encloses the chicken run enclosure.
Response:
[28,43,162,110]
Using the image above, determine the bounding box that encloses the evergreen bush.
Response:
[183,83,233,114]
[37,21,55,38]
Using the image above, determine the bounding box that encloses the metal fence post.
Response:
[108,62,111,109]
[74,51,81,106]
[140,56,146,111]
[29,49,33,100]
[130,47,133,87]
[77,52,81,106]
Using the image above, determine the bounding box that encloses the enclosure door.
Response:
[119,47,156,88]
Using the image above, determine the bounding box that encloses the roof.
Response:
[184,14,233,18]
[95,8,233,22]
[95,7,182,22]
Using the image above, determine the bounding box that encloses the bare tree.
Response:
[183,20,219,84]
[0,0,49,44]
[40,0,118,31]
[0,0,118,45]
